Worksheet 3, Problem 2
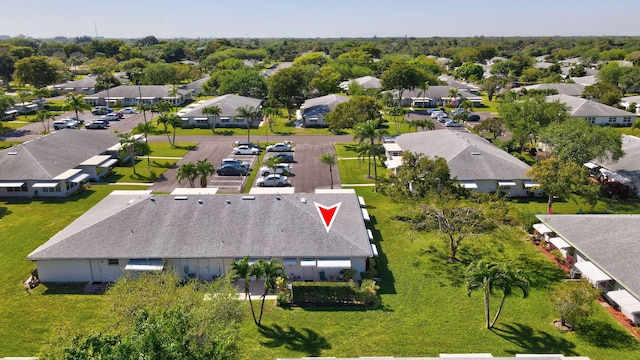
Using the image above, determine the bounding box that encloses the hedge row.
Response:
[291,282,358,305]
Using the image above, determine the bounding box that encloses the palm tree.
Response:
[261,107,282,141]
[195,159,215,188]
[176,162,198,187]
[133,121,156,167]
[465,260,529,329]
[157,113,182,146]
[409,119,435,132]
[389,106,405,134]
[202,105,221,134]
[32,88,50,110]
[421,81,429,109]
[117,132,151,175]
[319,152,338,189]
[63,93,90,125]
[355,141,371,168]
[230,256,259,324]
[36,109,55,133]
[236,105,259,143]
[263,156,283,186]
[253,259,285,326]
[448,88,459,108]
[168,84,180,111]
[15,90,33,119]
[353,120,388,185]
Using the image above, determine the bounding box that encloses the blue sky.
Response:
[2,0,639,39]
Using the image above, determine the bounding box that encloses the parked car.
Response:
[431,110,446,119]
[91,107,113,115]
[233,145,260,155]
[256,174,290,187]
[260,163,291,176]
[53,119,76,130]
[445,121,463,127]
[100,113,120,121]
[216,164,248,176]
[266,143,292,152]
[221,158,250,169]
[68,116,85,124]
[120,107,138,114]
[85,120,107,129]
[271,153,294,163]
[233,141,262,149]
[439,117,453,123]
[468,114,481,121]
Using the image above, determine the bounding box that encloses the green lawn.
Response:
[235,188,640,359]
[335,143,392,184]
[0,184,149,357]
[107,158,178,183]
[148,141,197,157]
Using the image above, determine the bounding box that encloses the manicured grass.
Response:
[0,141,20,150]
[235,187,639,359]
[148,142,197,157]
[335,143,391,184]
[107,158,178,183]
[0,184,148,357]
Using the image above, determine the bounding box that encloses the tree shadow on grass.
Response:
[420,244,469,288]
[492,322,579,356]
[258,323,331,357]
[511,253,567,289]
[575,318,640,349]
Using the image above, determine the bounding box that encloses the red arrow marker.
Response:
[314,202,342,233]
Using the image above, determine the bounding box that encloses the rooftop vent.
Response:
[226,199,231,204]
[7,151,17,155]
[471,152,482,156]
[301,197,307,203]
[174,196,188,200]
[150,197,155,203]
[198,199,203,204]
[127,199,135,205]
[242,195,256,200]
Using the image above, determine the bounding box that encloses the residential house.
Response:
[547,94,637,127]
[620,95,640,114]
[177,94,263,129]
[300,94,350,127]
[536,214,640,325]
[52,76,98,95]
[0,131,122,198]
[383,130,538,197]
[26,190,374,283]
[339,76,382,92]
[588,134,640,195]
[181,75,211,96]
[521,83,585,96]
[84,85,194,107]
[395,86,482,108]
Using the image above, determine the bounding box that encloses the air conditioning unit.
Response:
[569,267,582,279]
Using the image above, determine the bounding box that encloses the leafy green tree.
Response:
[63,93,91,124]
[0,53,16,90]
[143,62,177,85]
[176,162,198,187]
[480,76,502,102]
[202,104,221,134]
[381,61,427,106]
[15,90,32,119]
[235,105,259,143]
[596,62,626,89]
[267,67,309,120]
[582,81,622,105]
[455,62,484,82]
[465,260,529,329]
[527,157,587,213]
[353,120,388,184]
[417,200,497,262]
[618,66,640,94]
[568,65,587,77]
[325,95,382,132]
[473,117,504,139]
[310,65,342,96]
[540,118,624,165]
[498,96,569,151]
[14,56,60,88]
[0,92,15,117]
[550,279,600,330]
[195,159,215,188]
[319,152,338,189]
[293,51,328,66]
[379,152,454,199]
[217,67,268,98]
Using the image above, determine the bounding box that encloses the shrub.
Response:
[277,292,291,307]
[357,279,380,306]
[550,249,565,263]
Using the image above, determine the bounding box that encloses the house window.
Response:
[234,117,245,123]
[609,117,617,123]
[586,117,595,124]
[195,119,208,126]
[108,259,119,266]
[42,185,61,193]
[623,117,632,123]
[220,117,230,123]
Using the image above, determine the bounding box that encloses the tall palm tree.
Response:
[195,159,215,188]
[319,152,337,189]
[421,81,429,109]
[263,156,283,187]
[261,107,282,142]
[176,162,198,187]
[133,121,156,167]
[353,120,388,185]
[254,259,285,326]
[36,109,55,133]
[117,132,151,176]
[202,105,221,134]
[32,87,50,110]
[448,88,459,108]
[465,260,529,329]
[168,84,180,111]
[63,93,90,125]
[409,119,435,132]
[236,105,259,143]
[157,113,182,146]
[230,256,259,324]
[15,90,33,119]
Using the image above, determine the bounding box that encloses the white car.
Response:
[233,145,260,155]
[221,158,250,169]
[260,164,291,176]
[102,113,120,121]
[256,174,290,187]
[266,143,292,152]
[431,111,446,119]
[53,119,77,130]
[121,107,138,114]
[445,121,463,127]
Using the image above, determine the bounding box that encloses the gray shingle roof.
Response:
[54,76,97,89]
[595,134,640,185]
[27,192,372,260]
[179,94,262,118]
[523,83,585,96]
[0,131,120,180]
[352,76,381,89]
[302,94,350,113]
[547,94,637,117]
[393,130,532,181]
[536,214,640,300]
[401,86,477,100]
